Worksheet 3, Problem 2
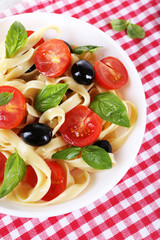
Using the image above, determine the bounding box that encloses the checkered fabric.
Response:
[0,0,159,239]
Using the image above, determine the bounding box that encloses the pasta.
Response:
[0,23,137,206]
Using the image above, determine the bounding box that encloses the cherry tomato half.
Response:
[34,39,71,77]
[0,153,7,183]
[94,56,128,89]
[27,30,45,48]
[60,105,102,147]
[0,86,26,129]
[26,160,66,201]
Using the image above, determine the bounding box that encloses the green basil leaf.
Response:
[0,150,26,198]
[127,23,145,39]
[72,45,102,55]
[110,19,128,31]
[52,147,81,160]
[5,21,27,58]
[34,83,68,112]
[81,145,112,169]
[89,92,130,127]
[0,92,14,106]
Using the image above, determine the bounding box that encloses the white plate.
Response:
[0,12,146,218]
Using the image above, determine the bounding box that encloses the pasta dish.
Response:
[0,22,137,206]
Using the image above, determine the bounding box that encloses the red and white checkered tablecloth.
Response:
[0,0,159,239]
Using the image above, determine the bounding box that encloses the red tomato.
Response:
[94,56,128,89]
[0,153,7,183]
[60,105,102,147]
[26,161,66,201]
[27,30,45,48]
[34,39,71,77]
[0,86,26,129]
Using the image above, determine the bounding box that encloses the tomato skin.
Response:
[0,153,7,183]
[0,86,26,129]
[26,161,66,201]
[26,166,37,188]
[42,161,66,201]
[34,39,71,77]
[27,30,45,48]
[60,105,102,147]
[94,56,128,90]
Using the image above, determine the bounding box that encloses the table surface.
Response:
[0,0,23,11]
[0,0,159,239]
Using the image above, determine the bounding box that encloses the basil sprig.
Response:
[0,92,14,106]
[52,147,81,160]
[89,92,130,127]
[110,19,145,39]
[110,19,128,32]
[52,145,112,170]
[34,83,68,112]
[5,21,27,58]
[81,146,112,169]
[72,45,102,55]
[0,150,26,198]
[127,23,145,39]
